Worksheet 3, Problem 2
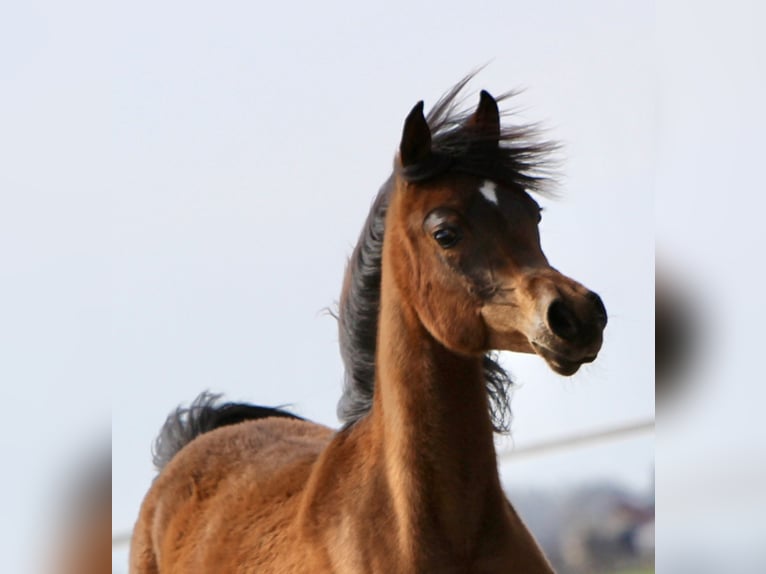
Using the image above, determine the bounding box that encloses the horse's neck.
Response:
[298,243,553,573]
[369,265,505,560]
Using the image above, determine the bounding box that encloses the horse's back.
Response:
[130,417,334,573]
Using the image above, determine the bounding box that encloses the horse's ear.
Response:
[467,90,500,145]
[400,101,432,167]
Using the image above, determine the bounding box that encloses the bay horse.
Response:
[130,77,607,573]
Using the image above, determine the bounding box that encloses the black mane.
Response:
[336,74,557,433]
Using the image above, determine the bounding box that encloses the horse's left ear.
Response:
[467,90,500,145]
[400,101,432,167]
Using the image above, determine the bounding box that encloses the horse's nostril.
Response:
[547,299,580,341]
[587,291,608,327]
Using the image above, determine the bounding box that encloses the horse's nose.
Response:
[546,291,607,342]
[587,291,608,329]
[546,299,581,342]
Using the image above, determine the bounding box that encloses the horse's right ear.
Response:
[400,101,432,167]
[466,90,500,145]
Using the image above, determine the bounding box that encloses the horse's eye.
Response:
[433,227,461,249]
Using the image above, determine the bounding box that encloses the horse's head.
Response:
[388,91,606,376]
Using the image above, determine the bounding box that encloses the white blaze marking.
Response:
[479,180,499,205]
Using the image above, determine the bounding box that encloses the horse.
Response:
[129,77,607,573]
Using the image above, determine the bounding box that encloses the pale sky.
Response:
[1,1,662,572]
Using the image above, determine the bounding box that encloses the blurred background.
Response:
[2,0,762,572]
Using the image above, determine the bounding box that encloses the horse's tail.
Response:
[152,391,303,471]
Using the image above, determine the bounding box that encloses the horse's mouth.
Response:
[531,342,597,376]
